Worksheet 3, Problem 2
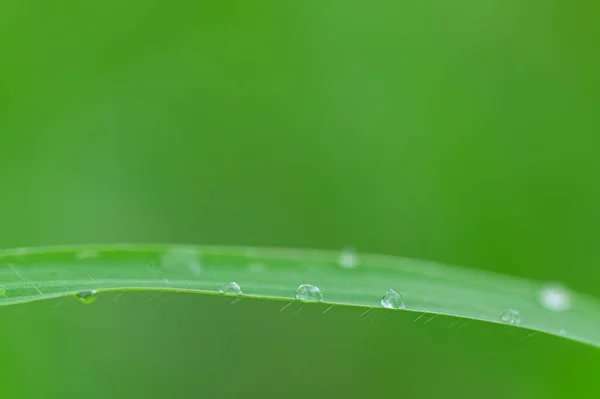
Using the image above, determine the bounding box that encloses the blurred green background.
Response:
[1,0,599,397]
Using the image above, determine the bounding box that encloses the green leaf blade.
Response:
[1,245,598,347]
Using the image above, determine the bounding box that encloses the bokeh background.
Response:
[0,0,599,397]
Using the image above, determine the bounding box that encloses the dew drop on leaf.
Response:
[75,290,98,304]
[219,282,242,295]
[338,247,359,269]
[380,288,405,309]
[295,284,323,302]
[539,283,571,312]
[500,309,520,324]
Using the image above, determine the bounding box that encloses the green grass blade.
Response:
[1,245,598,347]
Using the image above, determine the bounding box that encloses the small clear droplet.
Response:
[380,288,405,309]
[76,290,98,304]
[539,283,571,312]
[295,284,323,302]
[338,247,359,269]
[559,329,567,336]
[500,309,520,324]
[219,282,242,295]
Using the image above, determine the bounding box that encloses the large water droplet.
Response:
[500,309,520,324]
[539,283,571,312]
[295,284,323,302]
[338,247,359,269]
[380,288,405,309]
[76,290,98,304]
[219,282,242,295]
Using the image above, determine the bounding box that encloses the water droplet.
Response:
[380,288,405,309]
[539,283,571,312]
[295,284,323,302]
[500,309,520,324]
[559,329,567,336]
[338,247,359,269]
[219,282,242,295]
[75,290,98,304]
